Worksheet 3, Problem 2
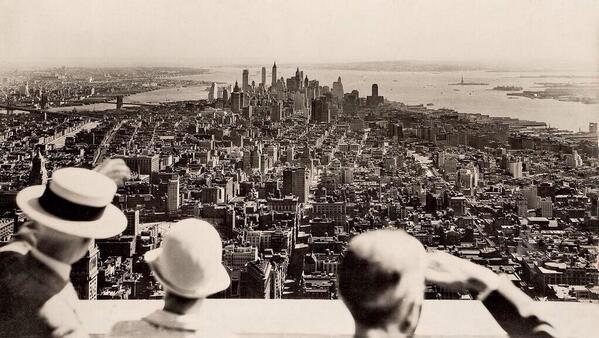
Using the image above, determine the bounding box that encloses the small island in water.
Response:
[449,76,489,86]
[493,85,523,91]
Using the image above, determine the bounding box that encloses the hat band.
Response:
[38,184,106,222]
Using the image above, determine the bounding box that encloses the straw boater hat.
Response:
[144,219,231,299]
[16,167,127,239]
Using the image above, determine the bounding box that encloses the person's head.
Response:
[145,219,230,315]
[16,167,127,263]
[338,230,426,337]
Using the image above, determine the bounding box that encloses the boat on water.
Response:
[493,85,523,91]
[426,103,434,106]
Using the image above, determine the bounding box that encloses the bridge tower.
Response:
[116,95,123,110]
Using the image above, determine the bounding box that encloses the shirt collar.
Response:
[29,245,72,281]
[143,309,201,332]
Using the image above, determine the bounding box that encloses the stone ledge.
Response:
[79,299,598,337]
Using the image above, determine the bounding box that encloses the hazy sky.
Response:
[1,0,598,70]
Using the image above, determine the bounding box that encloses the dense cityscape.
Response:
[0,63,597,304]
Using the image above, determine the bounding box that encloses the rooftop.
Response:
[80,299,598,337]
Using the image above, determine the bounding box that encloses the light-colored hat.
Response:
[16,167,126,239]
[144,219,231,298]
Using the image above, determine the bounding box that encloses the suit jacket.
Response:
[0,249,86,338]
[482,275,559,337]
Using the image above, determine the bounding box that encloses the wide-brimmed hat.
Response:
[16,167,126,239]
[145,219,231,298]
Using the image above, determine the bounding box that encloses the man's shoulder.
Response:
[110,319,238,338]
[0,251,44,295]
[0,250,62,301]
[110,320,155,336]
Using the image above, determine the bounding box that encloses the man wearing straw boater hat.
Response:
[110,218,233,338]
[0,159,130,337]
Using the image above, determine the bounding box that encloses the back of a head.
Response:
[145,218,230,301]
[338,230,426,334]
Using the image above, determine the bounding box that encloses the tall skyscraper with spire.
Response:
[231,81,243,113]
[332,76,344,99]
[29,150,48,186]
[271,62,277,87]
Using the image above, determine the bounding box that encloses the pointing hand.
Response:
[424,251,499,293]
[94,158,131,186]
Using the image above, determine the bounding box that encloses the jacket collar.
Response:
[29,245,72,281]
[143,309,201,332]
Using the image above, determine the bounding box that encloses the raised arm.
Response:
[425,251,559,337]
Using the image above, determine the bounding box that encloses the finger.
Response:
[109,158,126,164]
[424,268,455,284]
[108,168,131,176]
[106,166,131,175]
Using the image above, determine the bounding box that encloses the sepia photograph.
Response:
[0,0,598,337]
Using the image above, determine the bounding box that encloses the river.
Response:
[46,66,599,132]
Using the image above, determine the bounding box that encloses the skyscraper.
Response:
[208,82,218,101]
[310,97,331,123]
[272,61,277,87]
[523,185,538,209]
[366,83,384,106]
[517,194,528,217]
[29,150,48,185]
[271,100,284,122]
[167,178,180,212]
[70,240,99,300]
[261,67,266,86]
[124,209,140,237]
[222,88,229,103]
[539,197,553,218]
[332,76,344,99]
[295,67,301,89]
[283,167,309,202]
[242,69,250,92]
[231,81,243,113]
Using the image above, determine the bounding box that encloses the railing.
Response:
[79,299,598,337]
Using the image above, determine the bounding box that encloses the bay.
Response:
[45,66,599,132]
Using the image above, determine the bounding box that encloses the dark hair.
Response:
[164,291,201,315]
[337,249,402,328]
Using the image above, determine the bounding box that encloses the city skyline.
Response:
[1,0,598,70]
[0,1,598,336]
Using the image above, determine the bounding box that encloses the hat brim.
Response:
[145,248,231,298]
[16,185,126,239]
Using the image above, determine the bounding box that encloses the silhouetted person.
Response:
[338,230,426,337]
[110,219,234,337]
[338,229,559,337]
[0,160,130,337]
